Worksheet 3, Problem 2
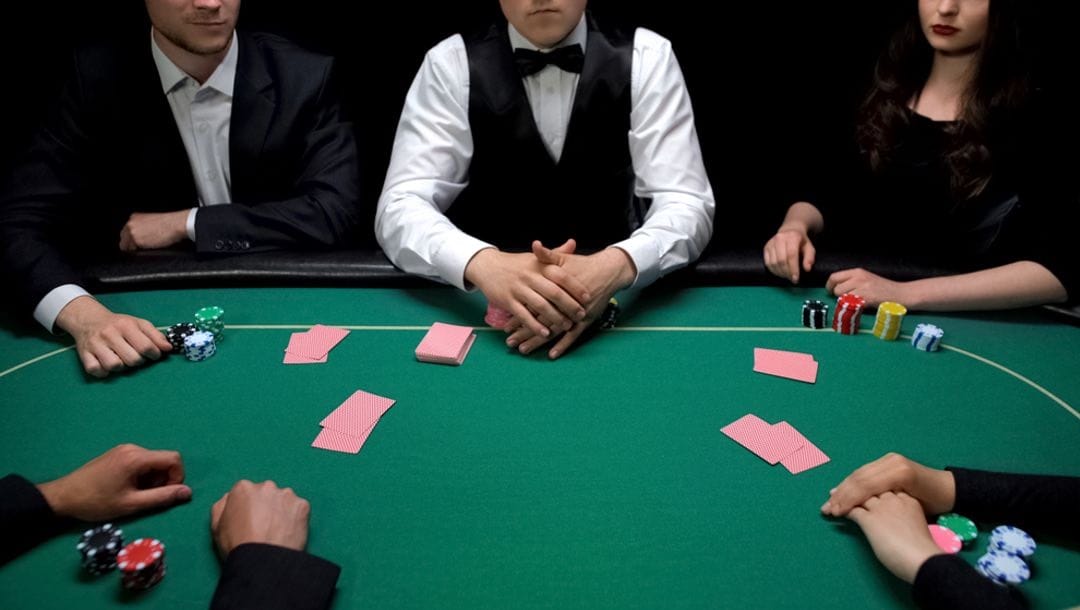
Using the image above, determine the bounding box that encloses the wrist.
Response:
[55,296,106,336]
[36,478,73,518]
[463,247,497,288]
[777,223,809,237]
[603,247,637,291]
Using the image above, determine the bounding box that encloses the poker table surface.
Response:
[1,286,1078,609]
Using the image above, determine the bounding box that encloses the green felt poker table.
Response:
[1,286,1078,609]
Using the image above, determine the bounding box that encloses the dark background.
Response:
[2,1,1075,250]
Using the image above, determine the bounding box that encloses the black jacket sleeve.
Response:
[913,554,1028,610]
[0,474,65,566]
[948,467,1080,543]
[910,468,1080,610]
[210,543,341,610]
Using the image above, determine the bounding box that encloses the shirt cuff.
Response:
[186,208,198,242]
[610,234,661,288]
[33,285,92,334]
[434,234,496,291]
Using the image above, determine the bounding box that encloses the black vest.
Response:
[450,14,643,251]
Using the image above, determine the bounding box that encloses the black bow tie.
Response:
[513,44,584,77]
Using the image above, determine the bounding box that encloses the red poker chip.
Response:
[117,538,165,572]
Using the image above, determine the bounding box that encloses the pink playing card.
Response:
[311,427,365,454]
[285,325,350,360]
[780,442,830,474]
[720,414,805,465]
[415,322,476,365]
[753,348,819,384]
[776,423,830,474]
[320,390,396,438]
[309,325,350,352]
[283,332,328,364]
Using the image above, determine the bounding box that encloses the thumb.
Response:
[531,240,563,265]
[127,484,193,513]
[802,241,816,272]
[552,238,577,255]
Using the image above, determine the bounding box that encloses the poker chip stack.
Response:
[164,323,197,351]
[871,301,907,341]
[484,303,512,329]
[599,298,620,330]
[194,306,225,340]
[117,538,166,591]
[801,300,828,329]
[183,330,217,362]
[975,525,1036,587]
[832,293,866,335]
[76,523,124,575]
[911,323,944,352]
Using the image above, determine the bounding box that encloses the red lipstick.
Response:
[932,25,959,36]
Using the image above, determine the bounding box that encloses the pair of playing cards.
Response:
[312,389,396,454]
[753,348,819,384]
[283,325,350,364]
[415,322,475,366]
[721,414,830,474]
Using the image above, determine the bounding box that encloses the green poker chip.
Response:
[937,513,978,544]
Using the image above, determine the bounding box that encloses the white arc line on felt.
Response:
[0,325,1076,422]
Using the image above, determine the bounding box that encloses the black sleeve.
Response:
[0,50,96,316]
[0,474,66,566]
[946,467,1080,543]
[912,554,1028,610]
[194,55,361,254]
[210,543,341,610]
[995,93,1080,302]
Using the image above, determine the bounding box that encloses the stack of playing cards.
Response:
[720,414,830,474]
[312,389,396,454]
[283,325,350,364]
[415,322,476,366]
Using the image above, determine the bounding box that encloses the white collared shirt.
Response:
[33,32,239,332]
[151,29,237,239]
[375,16,715,290]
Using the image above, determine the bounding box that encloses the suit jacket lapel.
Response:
[134,48,198,209]
[230,32,275,200]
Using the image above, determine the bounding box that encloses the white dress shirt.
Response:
[32,33,238,332]
[375,16,715,290]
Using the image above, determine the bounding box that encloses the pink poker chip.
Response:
[484,304,512,329]
[929,524,962,554]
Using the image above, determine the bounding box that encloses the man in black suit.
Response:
[1,444,340,610]
[0,0,361,378]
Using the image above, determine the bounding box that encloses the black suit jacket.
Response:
[0,31,362,315]
[0,475,340,610]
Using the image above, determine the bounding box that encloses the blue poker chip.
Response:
[977,550,1030,586]
[989,525,1037,558]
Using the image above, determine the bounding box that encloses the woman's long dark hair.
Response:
[856,0,1030,201]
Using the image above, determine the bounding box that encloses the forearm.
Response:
[614,193,713,288]
[376,190,492,289]
[948,467,1080,543]
[210,543,340,610]
[912,554,1027,610]
[779,202,824,235]
[0,475,65,566]
[902,261,1067,311]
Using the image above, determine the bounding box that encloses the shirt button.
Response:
[206,169,217,181]
[197,123,209,134]
[545,86,555,95]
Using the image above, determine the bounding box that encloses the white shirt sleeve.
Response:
[375,35,493,290]
[186,208,198,241]
[33,284,92,333]
[613,28,716,288]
